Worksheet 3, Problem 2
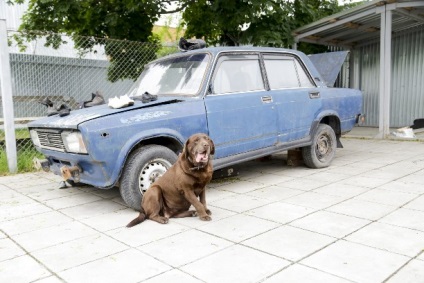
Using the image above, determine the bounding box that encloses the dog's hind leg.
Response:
[143,185,169,224]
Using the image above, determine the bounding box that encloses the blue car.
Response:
[29,47,362,209]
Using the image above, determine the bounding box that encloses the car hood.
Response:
[28,97,185,129]
[308,51,348,87]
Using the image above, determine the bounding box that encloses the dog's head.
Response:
[184,133,215,168]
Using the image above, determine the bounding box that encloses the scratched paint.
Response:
[120,111,172,124]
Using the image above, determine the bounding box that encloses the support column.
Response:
[378,7,392,138]
[0,19,17,173]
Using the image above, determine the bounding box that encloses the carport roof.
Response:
[293,0,424,48]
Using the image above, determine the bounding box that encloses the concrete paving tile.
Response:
[277,178,329,191]
[377,180,424,195]
[217,180,266,194]
[360,169,410,181]
[43,193,103,210]
[32,276,63,283]
[11,181,63,195]
[397,172,424,185]
[88,187,121,199]
[282,192,347,210]
[346,222,424,257]
[244,174,294,186]
[197,214,279,243]
[32,234,127,272]
[304,172,351,183]
[0,211,73,236]
[138,230,232,267]
[386,259,424,283]
[205,188,238,203]
[143,269,203,283]
[0,238,26,261]
[263,264,352,283]
[0,202,52,222]
[107,221,189,247]
[13,221,97,252]
[312,183,370,198]
[0,187,23,198]
[59,199,127,219]
[1,194,36,207]
[210,194,272,213]
[180,245,290,283]
[172,206,236,228]
[379,208,424,232]
[404,195,424,212]
[274,167,317,178]
[0,255,51,283]
[246,185,304,201]
[301,241,409,283]
[353,188,418,207]
[290,211,370,238]
[242,226,335,261]
[340,175,390,188]
[0,230,5,239]
[27,186,85,202]
[58,249,171,283]
[80,208,136,231]
[5,177,55,190]
[246,202,316,224]
[327,199,397,220]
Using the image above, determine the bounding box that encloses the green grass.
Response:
[0,134,44,176]
[0,128,30,141]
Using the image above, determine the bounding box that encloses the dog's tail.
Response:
[126,209,147,228]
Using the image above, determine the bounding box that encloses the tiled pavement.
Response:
[1,137,424,283]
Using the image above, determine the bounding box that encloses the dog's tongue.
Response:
[196,153,207,163]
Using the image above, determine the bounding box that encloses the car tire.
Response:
[302,124,336,169]
[120,145,178,210]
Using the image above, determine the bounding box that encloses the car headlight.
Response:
[29,130,41,147]
[61,131,88,154]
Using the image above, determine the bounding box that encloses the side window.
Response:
[212,54,264,94]
[264,54,315,89]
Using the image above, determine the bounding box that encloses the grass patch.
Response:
[0,128,30,141]
[0,142,44,176]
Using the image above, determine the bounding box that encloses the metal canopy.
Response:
[293,0,424,48]
[293,0,424,138]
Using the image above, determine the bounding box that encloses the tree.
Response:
[181,0,351,51]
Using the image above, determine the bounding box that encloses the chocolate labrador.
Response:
[126,133,215,227]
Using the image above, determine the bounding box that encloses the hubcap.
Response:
[138,158,172,194]
[316,134,332,161]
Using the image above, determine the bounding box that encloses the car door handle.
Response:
[309,92,320,99]
[261,96,273,103]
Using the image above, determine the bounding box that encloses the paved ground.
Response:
[1,137,424,283]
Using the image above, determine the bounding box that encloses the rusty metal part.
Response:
[33,158,50,172]
[60,165,82,182]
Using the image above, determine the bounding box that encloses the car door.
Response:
[263,53,322,142]
[204,53,278,159]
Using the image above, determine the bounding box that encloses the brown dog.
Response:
[126,133,215,227]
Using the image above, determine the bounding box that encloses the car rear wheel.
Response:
[120,145,177,210]
[302,124,336,169]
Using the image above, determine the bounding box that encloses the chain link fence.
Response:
[0,30,179,174]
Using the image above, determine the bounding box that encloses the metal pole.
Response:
[0,19,17,173]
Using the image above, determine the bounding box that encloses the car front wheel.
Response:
[120,145,178,210]
[302,124,336,169]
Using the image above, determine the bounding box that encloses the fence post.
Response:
[0,19,17,173]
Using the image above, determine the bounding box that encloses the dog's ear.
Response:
[208,138,215,155]
[183,138,191,159]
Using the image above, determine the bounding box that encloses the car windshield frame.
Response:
[127,52,210,98]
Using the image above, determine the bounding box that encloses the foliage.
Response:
[181,0,351,51]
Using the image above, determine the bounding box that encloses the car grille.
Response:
[35,130,65,151]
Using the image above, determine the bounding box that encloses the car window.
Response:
[212,54,264,94]
[127,53,210,97]
[264,54,315,89]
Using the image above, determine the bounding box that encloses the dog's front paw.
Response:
[206,209,212,216]
[199,215,212,221]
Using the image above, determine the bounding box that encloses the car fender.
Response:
[111,128,185,186]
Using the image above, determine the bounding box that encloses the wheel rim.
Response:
[315,133,333,162]
[138,158,172,194]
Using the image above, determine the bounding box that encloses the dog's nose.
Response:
[202,142,209,148]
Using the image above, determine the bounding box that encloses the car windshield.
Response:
[127,53,210,97]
